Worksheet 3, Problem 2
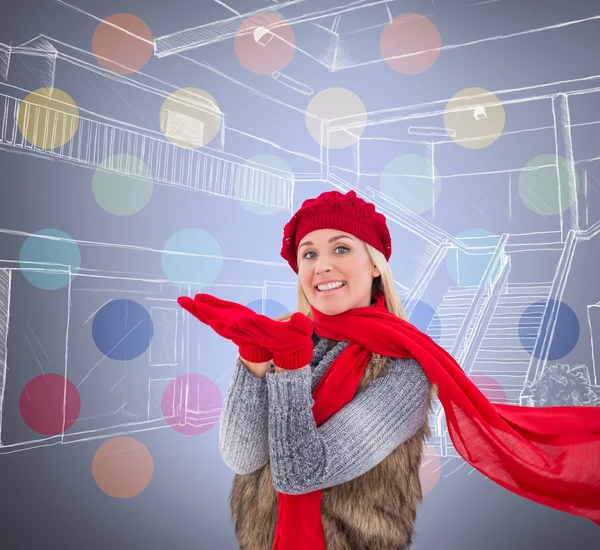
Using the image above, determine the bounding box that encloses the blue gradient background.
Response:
[1,1,600,548]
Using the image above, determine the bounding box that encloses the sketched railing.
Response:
[0,92,293,210]
[521,229,578,400]
[403,239,453,318]
[433,233,510,455]
[450,234,510,364]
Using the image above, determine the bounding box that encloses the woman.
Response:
[179,190,600,550]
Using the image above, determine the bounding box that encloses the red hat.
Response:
[280,190,392,273]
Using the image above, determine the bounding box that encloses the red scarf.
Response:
[272,291,600,550]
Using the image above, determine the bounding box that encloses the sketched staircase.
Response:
[427,285,484,356]
[425,281,553,457]
[468,282,553,404]
[0,90,292,209]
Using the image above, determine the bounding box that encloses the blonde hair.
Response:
[275,242,410,322]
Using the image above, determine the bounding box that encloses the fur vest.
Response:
[228,351,436,549]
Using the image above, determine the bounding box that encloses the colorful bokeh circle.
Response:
[380,14,441,74]
[234,13,295,74]
[92,436,154,498]
[236,154,293,215]
[17,88,79,149]
[92,299,154,361]
[518,154,580,215]
[160,88,222,148]
[444,88,505,149]
[92,13,153,74]
[380,154,442,215]
[93,154,154,215]
[519,299,579,361]
[419,443,441,495]
[161,374,223,435]
[20,374,81,435]
[305,88,367,149]
[19,228,81,290]
[161,228,223,288]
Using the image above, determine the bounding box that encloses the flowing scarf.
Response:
[271,291,600,550]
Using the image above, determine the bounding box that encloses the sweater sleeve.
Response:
[265,357,431,495]
[218,356,272,475]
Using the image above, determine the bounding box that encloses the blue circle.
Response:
[519,299,579,360]
[92,299,154,360]
[19,229,81,290]
[162,229,223,289]
[446,228,500,287]
[408,300,440,344]
[246,298,289,318]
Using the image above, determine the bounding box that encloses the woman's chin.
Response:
[311,299,346,316]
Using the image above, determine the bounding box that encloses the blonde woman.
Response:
[179,190,600,550]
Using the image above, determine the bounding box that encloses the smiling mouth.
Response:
[316,282,347,293]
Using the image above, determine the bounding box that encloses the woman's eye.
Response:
[303,246,348,260]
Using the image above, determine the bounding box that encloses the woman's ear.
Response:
[372,265,381,278]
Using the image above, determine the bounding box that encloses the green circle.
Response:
[518,154,580,215]
[93,154,154,216]
[236,154,292,215]
[380,154,441,215]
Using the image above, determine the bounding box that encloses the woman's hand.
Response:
[225,312,314,370]
[177,294,272,363]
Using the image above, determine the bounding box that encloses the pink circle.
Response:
[92,13,153,75]
[161,373,223,435]
[19,374,81,435]
[419,443,441,495]
[234,14,295,74]
[380,13,441,74]
[469,374,507,404]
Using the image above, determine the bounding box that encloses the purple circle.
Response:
[408,300,440,344]
[161,374,223,435]
[246,298,289,318]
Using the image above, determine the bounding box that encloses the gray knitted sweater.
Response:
[218,332,431,497]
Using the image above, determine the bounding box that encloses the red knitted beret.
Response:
[280,190,392,273]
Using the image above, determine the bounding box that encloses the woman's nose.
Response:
[315,259,332,274]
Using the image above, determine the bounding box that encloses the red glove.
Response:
[225,312,314,370]
[177,294,273,363]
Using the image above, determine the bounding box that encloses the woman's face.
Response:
[297,228,380,316]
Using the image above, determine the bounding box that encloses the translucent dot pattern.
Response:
[160,88,222,149]
[518,154,580,216]
[19,228,81,290]
[92,154,154,216]
[92,299,154,361]
[380,13,441,74]
[445,228,500,287]
[161,374,223,435]
[444,87,505,149]
[236,154,293,215]
[519,299,579,361]
[19,374,81,435]
[161,228,223,289]
[234,13,296,74]
[92,13,153,75]
[408,300,441,344]
[92,436,154,498]
[17,88,79,150]
[305,87,367,149]
[380,154,442,215]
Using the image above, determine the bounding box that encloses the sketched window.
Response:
[149,306,178,366]
[161,108,205,148]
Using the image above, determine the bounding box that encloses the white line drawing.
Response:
[0,2,598,472]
